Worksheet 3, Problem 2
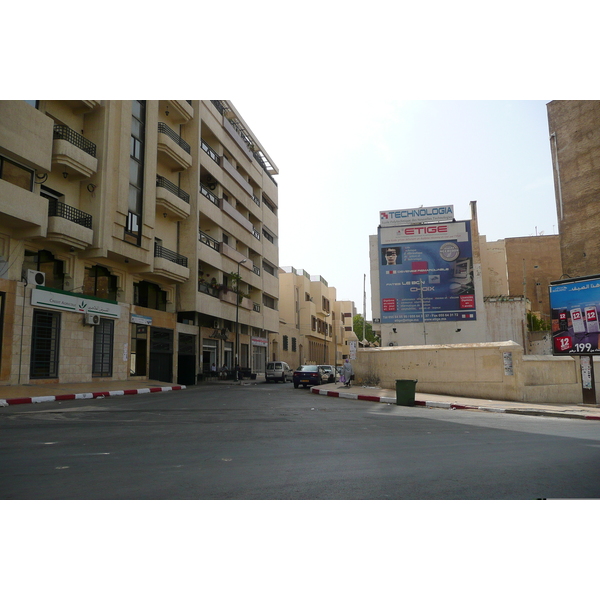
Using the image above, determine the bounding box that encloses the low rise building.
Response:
[273,267,358,369]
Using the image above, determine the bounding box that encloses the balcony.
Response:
[46,199,93,250]
[0,179,47,237]
[165,101,193,123]
[153,243,189,283]
[220,288,253,311]
[157,122,192,172]
[156,175,191,220]
[52,124,98,179]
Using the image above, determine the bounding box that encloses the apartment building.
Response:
[0,100,279,387]
[275,267,358,368]
[547,101,600,278]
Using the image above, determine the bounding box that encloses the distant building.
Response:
[0,100,279,386]
[274,267,358,367]
[481,234,563,323]
[547,100,600,278]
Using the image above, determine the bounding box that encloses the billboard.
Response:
[549,276,600,355]
[378,220,476,323]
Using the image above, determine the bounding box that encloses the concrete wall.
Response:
[354,341,583,404]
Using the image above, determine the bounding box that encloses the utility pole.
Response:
[420,279,427,345]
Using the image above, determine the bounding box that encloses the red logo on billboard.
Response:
[460,295,475,309]
[411,261,428,274]
[382,298,397,312]
[554,335,573,353]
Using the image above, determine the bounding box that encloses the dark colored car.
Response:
[293,365,327,389]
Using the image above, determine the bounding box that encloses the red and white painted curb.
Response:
[0,385,186,408]
[311,387,600,420]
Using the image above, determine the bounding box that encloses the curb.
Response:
[311,387,600,421]
[0,385,186,408]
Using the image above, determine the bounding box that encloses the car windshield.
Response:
[296,365,318,372]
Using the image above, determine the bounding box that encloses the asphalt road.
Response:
[2,381,600,499]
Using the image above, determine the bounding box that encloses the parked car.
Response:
[318,365,337,383]
[265,361,293,383]
[293,365,327,388]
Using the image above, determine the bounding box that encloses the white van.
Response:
[265,361,293,383]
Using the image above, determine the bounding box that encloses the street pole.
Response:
[420,279,427,345]
[235,258,247,376]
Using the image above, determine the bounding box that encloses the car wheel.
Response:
[294,382,299,388]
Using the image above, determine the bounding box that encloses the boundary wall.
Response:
[355,341,583,404]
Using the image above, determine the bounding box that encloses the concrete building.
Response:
[274,267,358,368]
[0,100,279,387]
[547,100,600,278]
[481,234,563,323]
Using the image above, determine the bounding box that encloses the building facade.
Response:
[547,100,600,278]
[0,100,279,387]
[274,267,358,368]
[481,234,562,323]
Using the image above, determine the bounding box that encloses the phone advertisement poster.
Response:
[549,276,600,355]
[378,220,476,323]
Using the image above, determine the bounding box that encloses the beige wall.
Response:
[354,341,583,403]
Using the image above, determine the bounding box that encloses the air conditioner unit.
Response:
[85,314,101,326]
[26,270,45,286]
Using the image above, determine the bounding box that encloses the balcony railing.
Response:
[211,100,226,115]
[53,125,96,158]
[199,231,220,251]
[48,198,92,229]
[158,122,190,154]
[156,175,190,203]
[200,184,220,207]
[154,243,188,267]
[201,139,220,164]
[198,282,219,297]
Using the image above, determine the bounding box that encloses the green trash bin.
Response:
[395,379,417,406]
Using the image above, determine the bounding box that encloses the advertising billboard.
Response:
[549,275,600,355]
[378,220,476,323]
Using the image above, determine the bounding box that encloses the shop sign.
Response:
[131,314,152,325]
[31,287,121,318]
[252,337,268,347]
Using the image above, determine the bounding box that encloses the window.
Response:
[30,310,60,378]
[283,335,288,351]
[93,318,114,377]
[23,249,64,290]
[83,265,118,300]
[292,337,297,352]
[126,100,146,245]
[134,280,167,311]
[263,294,276,310]
[263,261,276,277]
[0,155,33,191]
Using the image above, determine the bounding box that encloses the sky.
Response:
[232,99,558,318]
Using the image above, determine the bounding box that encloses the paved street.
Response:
[2,382,600,499]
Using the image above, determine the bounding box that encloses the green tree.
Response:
[353,315,380,344]
[526,312,550,332]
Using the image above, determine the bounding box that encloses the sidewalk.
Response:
[0,380,186,407]
[312,383,600,421]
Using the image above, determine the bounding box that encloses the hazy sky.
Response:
[233,99,558,318]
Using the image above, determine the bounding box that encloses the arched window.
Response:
[23,249,64,290]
